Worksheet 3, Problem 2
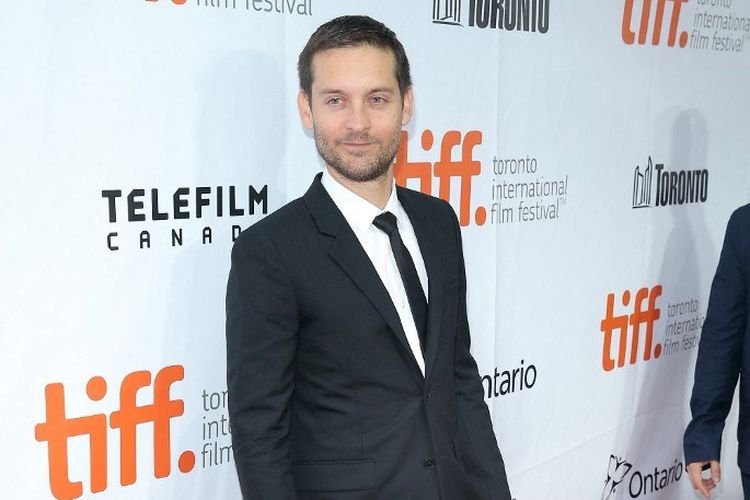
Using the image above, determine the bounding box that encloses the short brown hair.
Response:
[298,15,412,100]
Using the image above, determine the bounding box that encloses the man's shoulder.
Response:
[397,185,457,223]
[234,196,310,249]
[397,184,448,207]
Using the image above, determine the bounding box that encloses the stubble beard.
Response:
[314,128,402,183]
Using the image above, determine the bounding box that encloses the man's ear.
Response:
[401,86,414,126]
[298,90,314,129]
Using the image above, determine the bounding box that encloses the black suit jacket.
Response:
[685,203,750,471]
[226,174,512,499]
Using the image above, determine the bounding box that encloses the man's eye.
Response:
[326,97,342,105]
[371,96,386,104]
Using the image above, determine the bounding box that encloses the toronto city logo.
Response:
[431,0,550,32]
[34,366,193,500]
[632,157,653,208]
[433,0,462,25]
[602,454,684,498]
[631,156,708,208]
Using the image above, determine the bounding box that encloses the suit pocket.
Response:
[292,459,375,492]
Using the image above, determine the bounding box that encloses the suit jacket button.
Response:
[425,391,432,400]
[423,458,435,470]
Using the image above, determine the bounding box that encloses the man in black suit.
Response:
[226,15,512,500]
[685,204,750,499]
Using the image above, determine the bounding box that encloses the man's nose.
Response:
[345,102,370,132]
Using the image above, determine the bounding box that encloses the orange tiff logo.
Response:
[600,286,663,372]
[34,365,194,500]
[622,0,689,48]
[394,129,484,227]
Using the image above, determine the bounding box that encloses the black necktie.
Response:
[372,211,427,353]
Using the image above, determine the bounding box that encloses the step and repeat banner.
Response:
[2,1,750,499]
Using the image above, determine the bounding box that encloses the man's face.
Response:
[298,45,413,183]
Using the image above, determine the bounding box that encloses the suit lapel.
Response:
[303,175,424,378]
[397,188,445,383]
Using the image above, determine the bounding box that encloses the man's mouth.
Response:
[342,142,374,150]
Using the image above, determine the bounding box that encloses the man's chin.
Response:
[330,164,389,183]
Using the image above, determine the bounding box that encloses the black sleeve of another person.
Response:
[685,208,749,465]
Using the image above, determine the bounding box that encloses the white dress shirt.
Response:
[321,167,429,375]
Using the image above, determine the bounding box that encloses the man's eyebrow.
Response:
[316,87,396,95]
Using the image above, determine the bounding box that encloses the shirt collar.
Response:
[321,167,404,234]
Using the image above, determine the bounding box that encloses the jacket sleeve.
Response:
[684,209,748,464]
[450,208,513,500]
[226,228,299,500]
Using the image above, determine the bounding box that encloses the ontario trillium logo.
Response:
[602,455,632,500]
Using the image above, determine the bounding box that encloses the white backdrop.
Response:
[2,1,750,499]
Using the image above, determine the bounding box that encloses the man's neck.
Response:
[325,166,394,210]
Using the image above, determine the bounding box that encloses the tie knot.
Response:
[373,211,398,236]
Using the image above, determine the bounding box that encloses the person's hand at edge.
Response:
[687,460,721,499]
